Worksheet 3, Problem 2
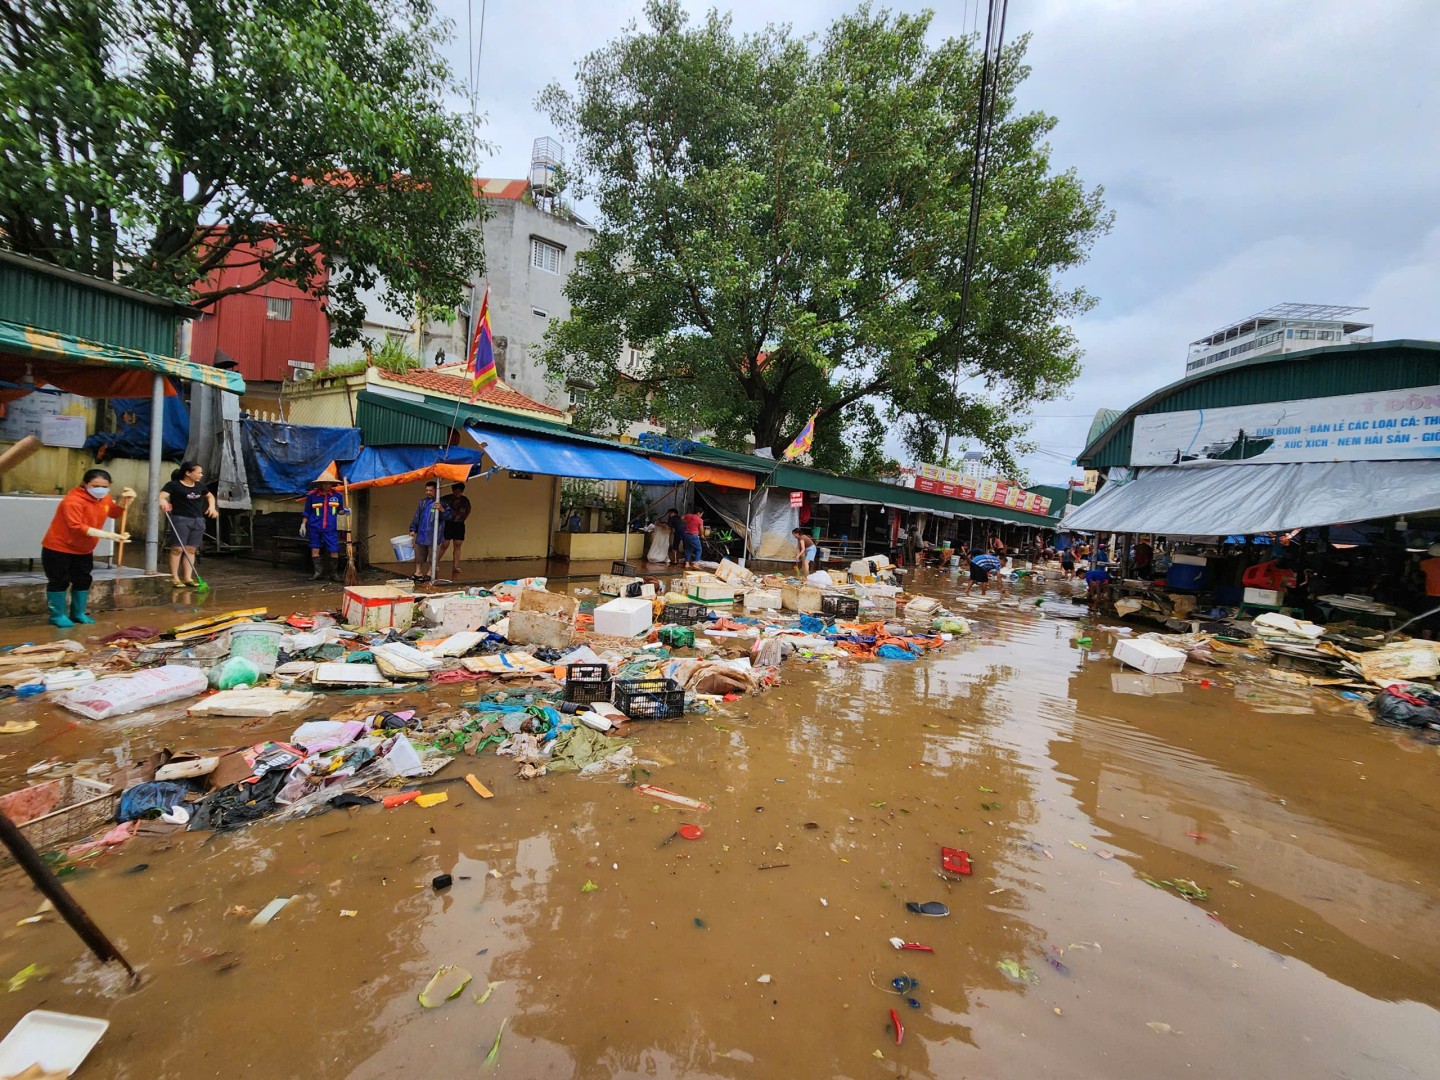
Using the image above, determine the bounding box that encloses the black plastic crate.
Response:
[821,593,860,619]
[659,601,707,626]
[614,677,685,721]
[611,561,639,576]
[564,663,612,705]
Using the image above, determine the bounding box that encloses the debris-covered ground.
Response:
[0,563,1437,1079]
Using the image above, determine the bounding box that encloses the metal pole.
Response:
[144,373,164,572]
[624,483,632,562]
[861,506,868,557]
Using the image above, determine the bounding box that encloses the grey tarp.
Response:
[1063,460,1440,536]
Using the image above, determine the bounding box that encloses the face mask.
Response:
[87,486,110,499]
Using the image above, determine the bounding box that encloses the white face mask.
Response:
[86,486,110,499]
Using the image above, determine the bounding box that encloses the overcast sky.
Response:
[436,0,1440,484]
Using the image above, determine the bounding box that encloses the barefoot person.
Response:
[159,460,217,587]
[792,527,817,578]
[965,550,1002,598]
[436,482,472,579]
[41,468,134,627]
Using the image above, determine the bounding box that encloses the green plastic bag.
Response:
[657,625,696,649]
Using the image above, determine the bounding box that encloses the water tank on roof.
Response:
[529,137,563,200]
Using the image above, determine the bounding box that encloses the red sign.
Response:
[788,491,804,508]
[913,474,1051,516]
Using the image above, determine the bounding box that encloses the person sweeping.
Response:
[303,468,349,582]
[41,468,134,627]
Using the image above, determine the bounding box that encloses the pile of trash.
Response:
[0,566,975,861]
[1100,606,1440,736]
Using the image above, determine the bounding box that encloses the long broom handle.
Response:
[0,812,136,978]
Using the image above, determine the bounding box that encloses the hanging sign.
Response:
[911,463,1051,515]
[788,491,804,508]
[1130,385,1440,466]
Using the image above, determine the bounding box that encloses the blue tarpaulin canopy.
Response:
[241,420,362,496]
[465,423,682,483]
[84,393,190,462]
[340,445,486,490]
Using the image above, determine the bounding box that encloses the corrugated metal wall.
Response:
[0,260,178,355]
[1083,343,1440,468]
[355,397,451,446]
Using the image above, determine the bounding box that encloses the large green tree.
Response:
[539,1,1110,477]
[0,0,484,344]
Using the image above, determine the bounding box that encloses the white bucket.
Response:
[390,534,416,561]
[949,555,960,567]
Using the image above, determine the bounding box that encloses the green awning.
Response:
[0,319,246,394]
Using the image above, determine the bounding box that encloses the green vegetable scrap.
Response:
[581,880,599,893]
[483,1017,509,1069]
[418,965,472,1008]
[7,963,47,993]
[996,959,1038,984]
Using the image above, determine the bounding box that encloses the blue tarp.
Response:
[340,445,486,488]
[241,420,362,497]
[465,423,683,483]
[84,394,190,462]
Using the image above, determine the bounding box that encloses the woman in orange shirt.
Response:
[41,468,134,628]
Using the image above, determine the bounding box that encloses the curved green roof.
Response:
[1076,340,1440,469]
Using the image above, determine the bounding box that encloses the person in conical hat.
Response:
[303,465,348,582]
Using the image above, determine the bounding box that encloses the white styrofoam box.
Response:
[341,586,415,631]
[743,588,783,610]
[1243,587,1283,607]
[593,597,653,638]
[441,597,491,633]
[689,582,737,602]
[1170,553,1207,567]
[1113,637,1186,675]
[599,573,643,596]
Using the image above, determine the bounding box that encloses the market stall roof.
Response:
[1076,340,1440,470]
[649,458,756,490]
[1063,460,1440,536]
[341,445,485,491]
[0,318,245,395]
[815,493,955,519]
[465,424,682,483]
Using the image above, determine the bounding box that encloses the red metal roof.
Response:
[382,367,567,417]
[472,178,529,201]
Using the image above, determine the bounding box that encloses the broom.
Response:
[112,502,129,600]
[163,507,208,591]
[342,479,360,586]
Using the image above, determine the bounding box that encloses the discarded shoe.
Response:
[905,901,950,917]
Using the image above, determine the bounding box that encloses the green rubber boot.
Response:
[69,590,94,624]
[47,591,74,628]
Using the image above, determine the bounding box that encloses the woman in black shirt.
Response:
[158,461,217,586]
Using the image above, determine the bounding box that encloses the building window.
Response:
[531,238,562,274]
[266,297,292,321]
[1296,329,1314,340]
[532,307,549,319]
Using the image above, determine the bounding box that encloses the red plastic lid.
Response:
[678,824,704,840]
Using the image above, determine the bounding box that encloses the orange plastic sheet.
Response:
[648,458,757,490]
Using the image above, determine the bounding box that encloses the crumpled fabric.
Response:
[546,725,630,773]
[876,643,920,661]
[187,770,289,832]
[798,615,827,634]
[117,780,194,822]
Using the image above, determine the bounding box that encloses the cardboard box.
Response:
[341,586,415,631]
[1113,637,1187,675]
[1110,672,1185,696]
[515,589,579,621]
[507,610,574,650]
[594,597,653,637]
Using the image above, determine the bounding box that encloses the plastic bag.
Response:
[934,617,971,635]
[55,665,209,720]
[657,625,695,648]
[877,643,919,661]
[1371,686,1440,728]
[210,656,261,690]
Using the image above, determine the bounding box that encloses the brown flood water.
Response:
[0,568,1437,1078]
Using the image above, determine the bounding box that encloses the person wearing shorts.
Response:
[159,460,216,587]
[793,527,818,577]
[409,480,449,581]
[437,482,472,579]
[966,552,1001,597]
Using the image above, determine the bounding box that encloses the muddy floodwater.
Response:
[0,568,1437,1079]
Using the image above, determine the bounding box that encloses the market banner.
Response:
[1130,385,1440,467]
[911,463,1052,515]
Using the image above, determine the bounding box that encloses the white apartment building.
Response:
[1184,303,1373,376]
